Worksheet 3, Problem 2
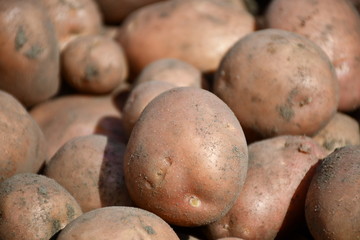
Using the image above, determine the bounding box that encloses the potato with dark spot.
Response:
[204,135,327,240]
[312,112,360,155]
[305,145,360,240]
[45,134,132,212]
[117,0,255,73]
[266,0,360,111]
[0,0,60,107]
[0,90,47,182]
[61,35,128,94]
[0,173,83,240]
[124,87,248,226]
[213,29,339,142]
[135,58,203,88]
[57,206,180,239]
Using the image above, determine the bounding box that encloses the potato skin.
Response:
[45,135,132,212]
[57,206,180,240]
[213,29,339,141]
[266,0,360,111]
[205,135,327,240]
[117,0,255,73]
[0,0,59,107]
[305,145,360,240]
[124,87,248,226]
[0,173,83,240]
[0,90,47,182]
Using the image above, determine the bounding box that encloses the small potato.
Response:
[125,87,248,226]
[0,173,83,240]
[266,0,360,111]
[305,145,360,239]
[213,29,339,141]
[312,112,360,155]
[205,135,327,240]
[45,135,132,212]
[61,35,128,94]
[0,90,47,182]
[40,0,103,50]
[57,206,180,240]
[117,0,255,73]
[122,81,176,136]
[30,94,126,159]
[135,58,203,88]
[0,0,60,107]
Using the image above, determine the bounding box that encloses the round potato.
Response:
[61,35,128,94]
[117,0,255,73]
[57,206,180,240]
[0,173,83,240]
[124,87,248,226]
[266,0,360,111]
[213,29,339,142]
[305,145,360,240]
[45,134,132,212]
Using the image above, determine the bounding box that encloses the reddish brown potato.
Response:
[122,81,176,136]
[213,29,339,142]
[117,0,255,73]
[266,0,360,111]
[135,58,203,88]
[312,112,360,155]
[0,173,83,240]
[0,0,60,107]
[125,87,248,226]
[30,94,126,159]
[57,206,180,240]
[305,145,360,239]
[45,134,132,212]
[0,90,47,182]
[205,135,327,240]
[40,0,103,50]
[61,35,128,94]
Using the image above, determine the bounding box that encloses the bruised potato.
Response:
[124,87,248,226]
[213,29,339,141]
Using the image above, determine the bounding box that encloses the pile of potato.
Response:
[0,0,359,239]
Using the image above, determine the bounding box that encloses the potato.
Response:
[57,206,180,239]
[122,81,176,136]
[0,173,83,240]
[312,112,360,155]
[124,87,248,226]
[213,29,339,142]
[305,145,360,239]
[0,90,47,182]
[40,0,103,50]
[94,0,168,24]
[45,134,132,212]
[135,58,203,88]
[265,0,360,111]
[117,0,255,73]
[30,94,126,159]
[204,135,327,240]
[61,35,128,94]
[0,0,60,107]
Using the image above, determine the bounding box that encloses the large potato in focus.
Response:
[57,206,180,240]
[0,90,47,182]
[124,87,248,226]
[266,0,360,111]
[117,0,255,73]
[0,173,83,240]
[0,0,60,107]
[305,145,360,239]
[205,135,327,240]
[45,135,132,212]
[213,29,339,141]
